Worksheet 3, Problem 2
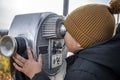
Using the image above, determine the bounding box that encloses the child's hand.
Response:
[13,48,42,79]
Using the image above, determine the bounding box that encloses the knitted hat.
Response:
[64,0,120,48]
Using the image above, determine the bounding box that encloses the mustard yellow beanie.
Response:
[64,0,120,48]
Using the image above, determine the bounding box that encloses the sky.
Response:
[0,0,110,30]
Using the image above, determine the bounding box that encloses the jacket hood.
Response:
[76,31,120,77]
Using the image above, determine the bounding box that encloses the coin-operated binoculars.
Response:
[0,12,66,80]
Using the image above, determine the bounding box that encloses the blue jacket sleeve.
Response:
[32,71,50,80]
[64,70,98,80]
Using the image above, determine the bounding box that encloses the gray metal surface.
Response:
[0,12,66,79]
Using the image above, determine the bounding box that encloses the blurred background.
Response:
[0,0,110,30]
[0,0,118,80]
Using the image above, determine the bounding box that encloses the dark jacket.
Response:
[32,27,120,80]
